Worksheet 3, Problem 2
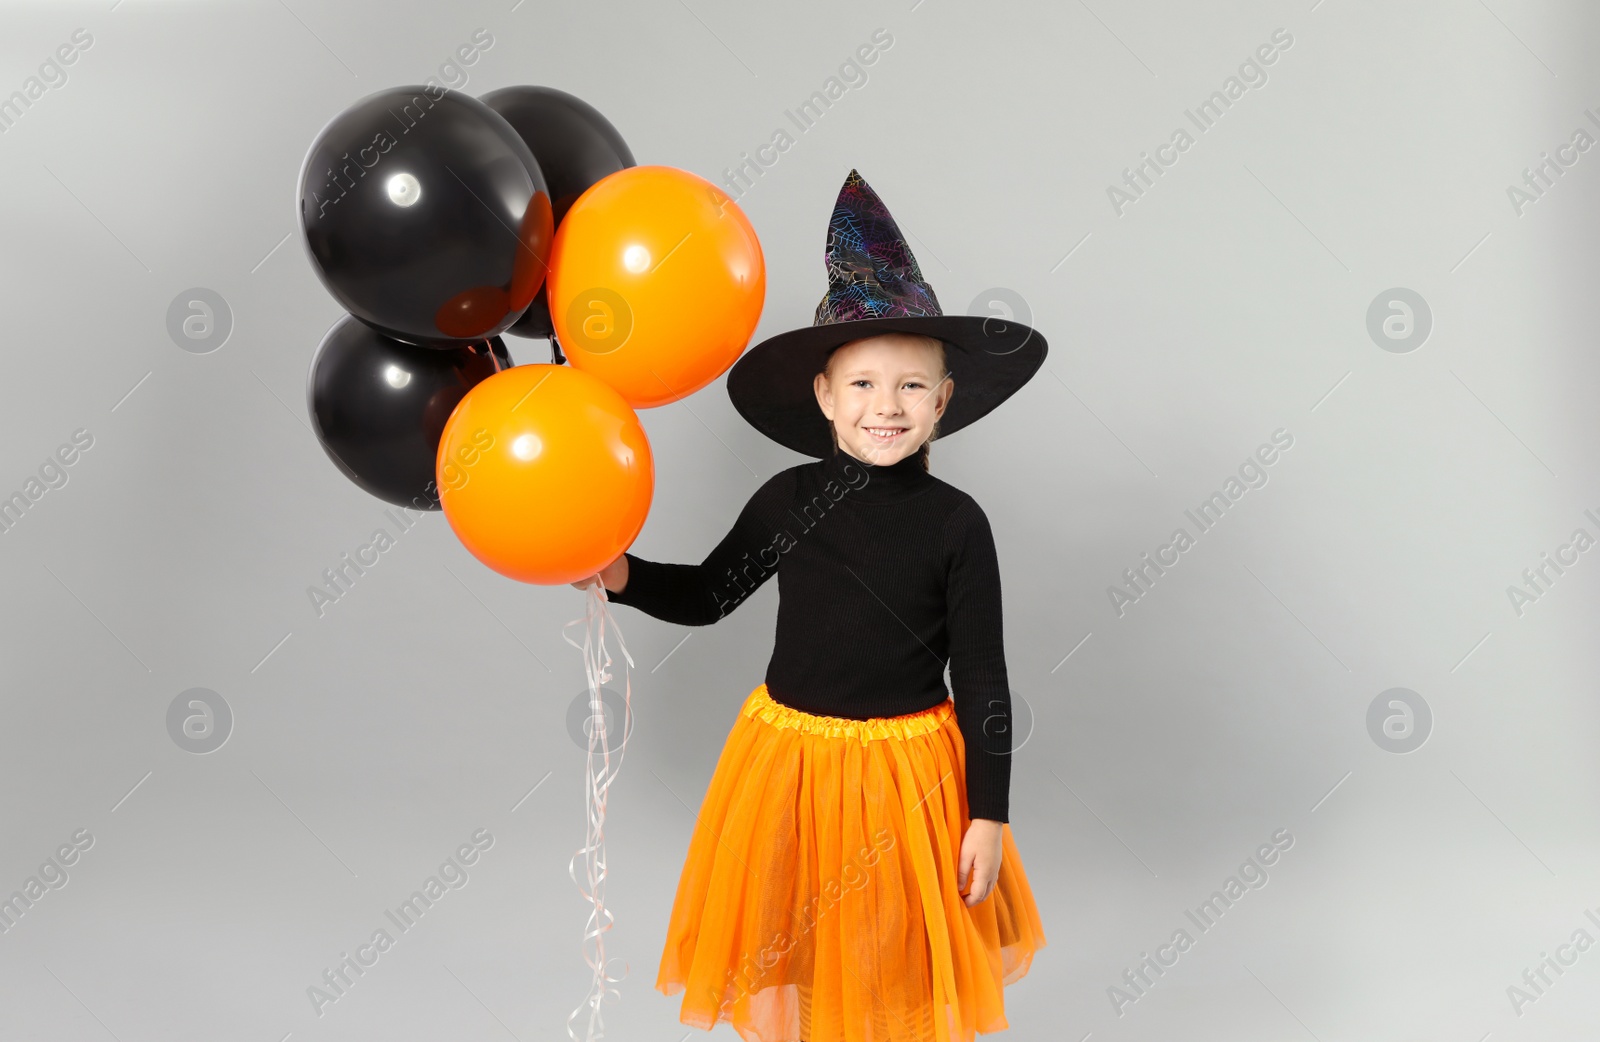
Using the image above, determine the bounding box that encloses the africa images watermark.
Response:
[0,829,95,936]
[1107,427,1296,617]
[1504,107,1600,217]
[0,28,94,136]
[1505,902,1600,1017]
[306,427,496,617]
[424,28,496,94]
[718,28,895,204]
[0,427,95,537]
[712,457,873,617]
[305,28,496,220]
[1106,27,1294,216]
[1503,504,1600,618]
[1107,827,1295,1016]
[711,826,898,1019]
[306,502,428,618]
[306,828,494,1017]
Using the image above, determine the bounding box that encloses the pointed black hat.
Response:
[726,168,1046,459]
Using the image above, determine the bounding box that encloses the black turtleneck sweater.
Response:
[604,446,1013,823]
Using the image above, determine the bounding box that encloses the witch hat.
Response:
[726,168,1046,459]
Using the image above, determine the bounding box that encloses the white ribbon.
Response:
[560,580,636,1042]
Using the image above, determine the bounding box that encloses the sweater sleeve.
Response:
[943,497,1012,824]
[604,468,797,626]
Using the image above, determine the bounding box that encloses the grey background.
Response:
[2,0,1599,1039]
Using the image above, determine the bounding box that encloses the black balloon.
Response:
[479,86,635,340]
[308,314,513,510]
[298,85,554,348]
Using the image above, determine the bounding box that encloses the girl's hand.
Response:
[571,553,629,594]
[958,818,1004,906]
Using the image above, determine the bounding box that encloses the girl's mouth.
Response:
[864,426,907,444]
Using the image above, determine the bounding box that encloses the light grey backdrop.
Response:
[2,1,1598,1039]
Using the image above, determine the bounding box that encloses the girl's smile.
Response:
[814,332,953,466]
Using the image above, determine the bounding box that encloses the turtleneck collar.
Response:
[820,443,936,503]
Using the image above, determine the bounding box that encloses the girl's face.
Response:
[812,333,952,465]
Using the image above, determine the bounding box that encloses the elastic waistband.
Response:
[742,683,952,741]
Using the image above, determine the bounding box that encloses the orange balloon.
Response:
[548,165,765,408]
[436,364,654,585]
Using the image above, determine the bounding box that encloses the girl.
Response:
[573,170,1047,1042]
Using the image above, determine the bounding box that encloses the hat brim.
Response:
[727,314,1047,459]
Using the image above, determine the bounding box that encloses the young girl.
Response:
[574,170,1047,1042]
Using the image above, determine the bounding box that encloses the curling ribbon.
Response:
[560,580,636,1042]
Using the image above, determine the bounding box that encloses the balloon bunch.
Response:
[296,83,765,1042]
[299,83,766,586]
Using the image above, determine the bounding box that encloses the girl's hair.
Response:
[820,334,949,473]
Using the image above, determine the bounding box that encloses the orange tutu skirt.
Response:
[655,683,1047,1042]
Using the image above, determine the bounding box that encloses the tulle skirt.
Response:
[655,682,1046,1042]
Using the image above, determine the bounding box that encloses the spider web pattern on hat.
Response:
[814,169,943,324]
